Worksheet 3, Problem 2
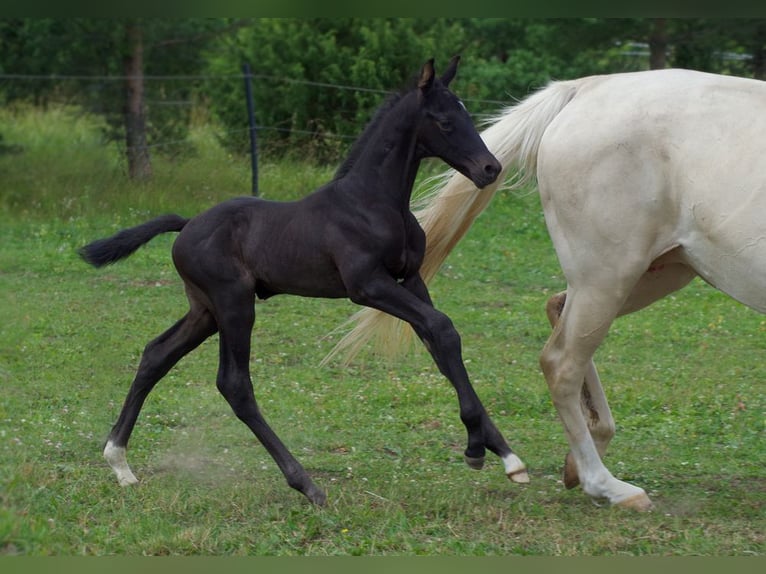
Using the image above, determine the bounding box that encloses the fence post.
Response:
[242,62,258,196]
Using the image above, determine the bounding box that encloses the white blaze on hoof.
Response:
[103,441,139,486]
[503,453,529,483]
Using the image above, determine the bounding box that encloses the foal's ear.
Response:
[440,55,460,87]
[418,58,435,93]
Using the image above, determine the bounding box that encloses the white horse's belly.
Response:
[681,217,766,314]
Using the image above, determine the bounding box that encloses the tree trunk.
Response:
[123,22,152,180]
[649,18,667,70]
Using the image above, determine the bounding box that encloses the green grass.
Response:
[0,106,763,555]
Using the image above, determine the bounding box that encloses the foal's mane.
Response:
[332,91,403,181]
[332,63,446,180]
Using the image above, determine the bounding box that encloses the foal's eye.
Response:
[436,119,453,132]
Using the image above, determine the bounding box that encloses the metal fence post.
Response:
[242,63,258,196]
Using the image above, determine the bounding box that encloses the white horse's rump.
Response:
[329,69,766,510]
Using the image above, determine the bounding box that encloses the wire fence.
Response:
[0,71,514,153]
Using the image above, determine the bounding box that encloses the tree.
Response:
[123,21,151,180]
[0,18,233,179]
[3,18,765,170]
[202,18,471,161]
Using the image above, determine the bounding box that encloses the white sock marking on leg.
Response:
[503,453,529,483]
[104,440,139,486]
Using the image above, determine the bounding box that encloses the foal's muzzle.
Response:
[470,156,502,189]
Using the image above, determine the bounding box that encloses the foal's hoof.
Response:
[503,453,529,483]
[103,441,139,487]
[305,485,327,507]
[117,474,139,487]
[464,454,485,470]
[507,467,530,484]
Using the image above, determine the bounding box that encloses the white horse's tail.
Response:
[322,79,580,365]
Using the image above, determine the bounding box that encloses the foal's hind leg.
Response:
[211,285,326,506]
[104,307,217,485]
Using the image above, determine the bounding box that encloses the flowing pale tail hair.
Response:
[322,79,579,365]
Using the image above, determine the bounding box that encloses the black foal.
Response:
[80,57,527,505]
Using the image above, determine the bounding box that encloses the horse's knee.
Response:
[458,401,484,429]
[216,373,257,414]
[540,350,582,406]
[539,343,562,384]
[595,418,616,442]
[589,419,616,459]
[135,339,168,381]
[425,312,461,351]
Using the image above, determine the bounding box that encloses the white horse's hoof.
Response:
[614,492,653,512]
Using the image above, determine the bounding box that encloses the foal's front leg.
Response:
[349,271,528,483]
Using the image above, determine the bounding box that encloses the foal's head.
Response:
[415,57,501,189]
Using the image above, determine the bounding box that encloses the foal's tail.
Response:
[79,214,189,268]
[323,79,579,365]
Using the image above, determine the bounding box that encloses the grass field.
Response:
[0,106,763,555]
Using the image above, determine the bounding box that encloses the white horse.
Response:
[327,68,766,511]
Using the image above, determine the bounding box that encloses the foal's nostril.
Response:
[484,159,501,179]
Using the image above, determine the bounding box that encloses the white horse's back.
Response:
[539,69,766,313]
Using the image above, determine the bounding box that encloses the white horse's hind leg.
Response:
[545,261,697,496]
[564,361,614,489]
[104,440,139,486]
[546,292,615,489]
[540,287,652,511]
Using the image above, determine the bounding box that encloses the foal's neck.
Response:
[346,93,423,207]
